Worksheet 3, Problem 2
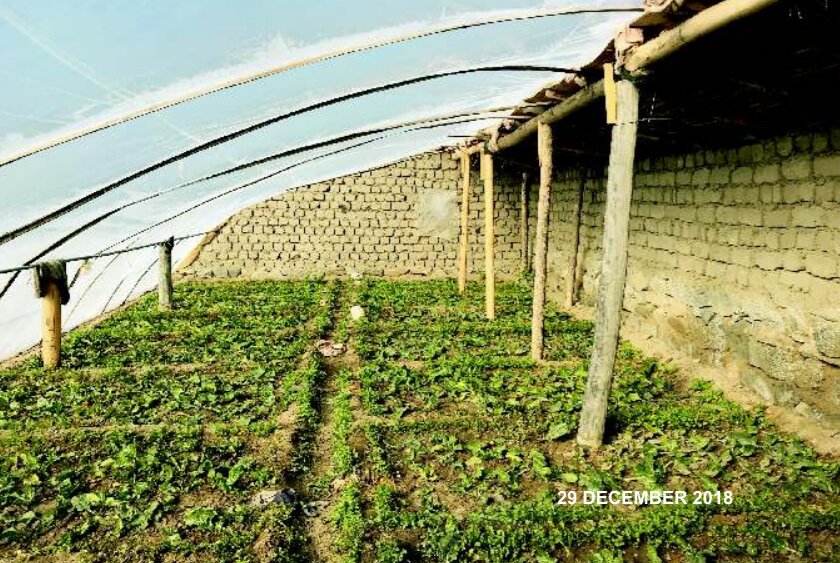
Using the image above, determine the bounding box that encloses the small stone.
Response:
[250,488,298,508]
[350,305,365,320]
[317,339,346,357]
[813,317,840,358]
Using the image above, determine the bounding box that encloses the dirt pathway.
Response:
[288,280,362,562]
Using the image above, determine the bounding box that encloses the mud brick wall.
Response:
[184,128,840,425]
[524,127,840,426]
[182,152,525,281]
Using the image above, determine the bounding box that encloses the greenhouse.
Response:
[1,0,839,561]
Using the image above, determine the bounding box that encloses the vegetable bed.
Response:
[0,278,838,562]
[337,279,840,563]
[0,280,336,562]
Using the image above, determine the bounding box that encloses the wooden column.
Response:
[482,150,495,320]
[158,237,174,310]
[519,172,530,272]
[33,261,67,369]
[565,175,585,308]
[577,80,640,448]
[530,122,553,360]
[458,152,471,294]
[41,281,62,369]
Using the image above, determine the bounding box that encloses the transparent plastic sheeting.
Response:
[0,1,639,358]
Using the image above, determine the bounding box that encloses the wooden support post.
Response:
[41,280,62,369]
[458,152,471,294]
[33,261,68,370]
[530,122,553,360]
[603,63,618,125]
[565,175,585,308]
[519,172,530,272]
[158,237,174,310]
[577,80,639,448]
[482,150,496,320]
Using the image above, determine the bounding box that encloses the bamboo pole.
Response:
[494,81,605,152]
[603,63,618,125]
[530,122,553,360]
[458,152,471,294]
[482,150,496,320]
[158,237,174,310]
[520,172,530,272]
[565,175,585,308]
[577,80,639,448]
[41,281,62,369]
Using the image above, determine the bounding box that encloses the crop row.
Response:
[0,280,339,561]
[331,279,840,562]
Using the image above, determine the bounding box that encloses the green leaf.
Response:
[183,506,217,530]
[70,492,103,513]
[645,544,663,563]
[561,472,578,484]
[546,421,571,441]
[466,455,483,468]
[226,459,251,488]
[529,451,552,478]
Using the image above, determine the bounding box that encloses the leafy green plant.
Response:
[332,482,364,563]
[344,279,840,562]
[2,278,840,562]
[0,279,333,560]
[375,538,408,563]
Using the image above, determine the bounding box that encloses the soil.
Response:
[248,403,300,479]
[298,358,340,563]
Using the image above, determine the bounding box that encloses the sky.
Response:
[0,0,639,357]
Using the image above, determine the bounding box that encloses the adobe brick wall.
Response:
[182,128,840,426]
[526,127,840,425]
[181,152,526,281]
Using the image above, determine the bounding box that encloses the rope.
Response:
[178,107,520,187]
[89,114,484,256]
[0,134,390,301]
[0,109,515,301]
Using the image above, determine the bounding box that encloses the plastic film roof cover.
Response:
[0,1,640,358]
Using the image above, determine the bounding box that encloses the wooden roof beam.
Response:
[625,0,781,71]
[488,0,782,153]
